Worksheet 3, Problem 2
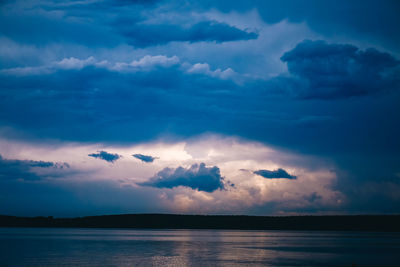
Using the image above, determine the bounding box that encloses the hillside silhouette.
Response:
[1,214,400,231]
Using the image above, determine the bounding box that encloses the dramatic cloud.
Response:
[280,40,399,99]
[120,21,258,47]
[0,154,69,181]
[0,0,399,216]
[140,163,225,192]
[254,168,296,179]
[88,151,121,163]
[133,154,157,163]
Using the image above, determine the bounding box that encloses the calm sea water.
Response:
[0,228,399,266]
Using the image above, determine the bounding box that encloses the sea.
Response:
[0,228,399,266]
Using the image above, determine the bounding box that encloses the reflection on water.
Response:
[0,228,399,266]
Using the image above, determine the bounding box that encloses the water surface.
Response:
[0,228,399,266]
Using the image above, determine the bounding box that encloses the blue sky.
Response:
[0,0,399,216]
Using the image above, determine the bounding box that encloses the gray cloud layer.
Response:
[0,154,69,181]
[120,21,258,47]
[88,151,121,163]
[133,154,157,163]
[254,168,296,179]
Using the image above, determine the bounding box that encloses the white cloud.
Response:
[1,55,180,75]
[187,63,236,80]
[1,54,244,83]
[0,56,98,75]
[55,56,96,70]
[112,55,180,71]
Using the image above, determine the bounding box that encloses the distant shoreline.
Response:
[1,214,400,232]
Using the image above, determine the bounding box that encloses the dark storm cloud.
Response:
[280,40,399,99]
[140,163,225,192]
[133,154,157,163]
[198,0,400,52]
[119,21,258,47]
[1,0,400,215]
[0,154,69,181]
[0,41,398,148]
[0,8,121,47]
[0,0,160,48]
[254,168,296,179]
[0,1,256,49]
[0,63,241,142]
[88,151,121,163]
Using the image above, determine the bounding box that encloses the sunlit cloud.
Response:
[0,134,344,214]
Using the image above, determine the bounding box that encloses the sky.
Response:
[0,0,399,217]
